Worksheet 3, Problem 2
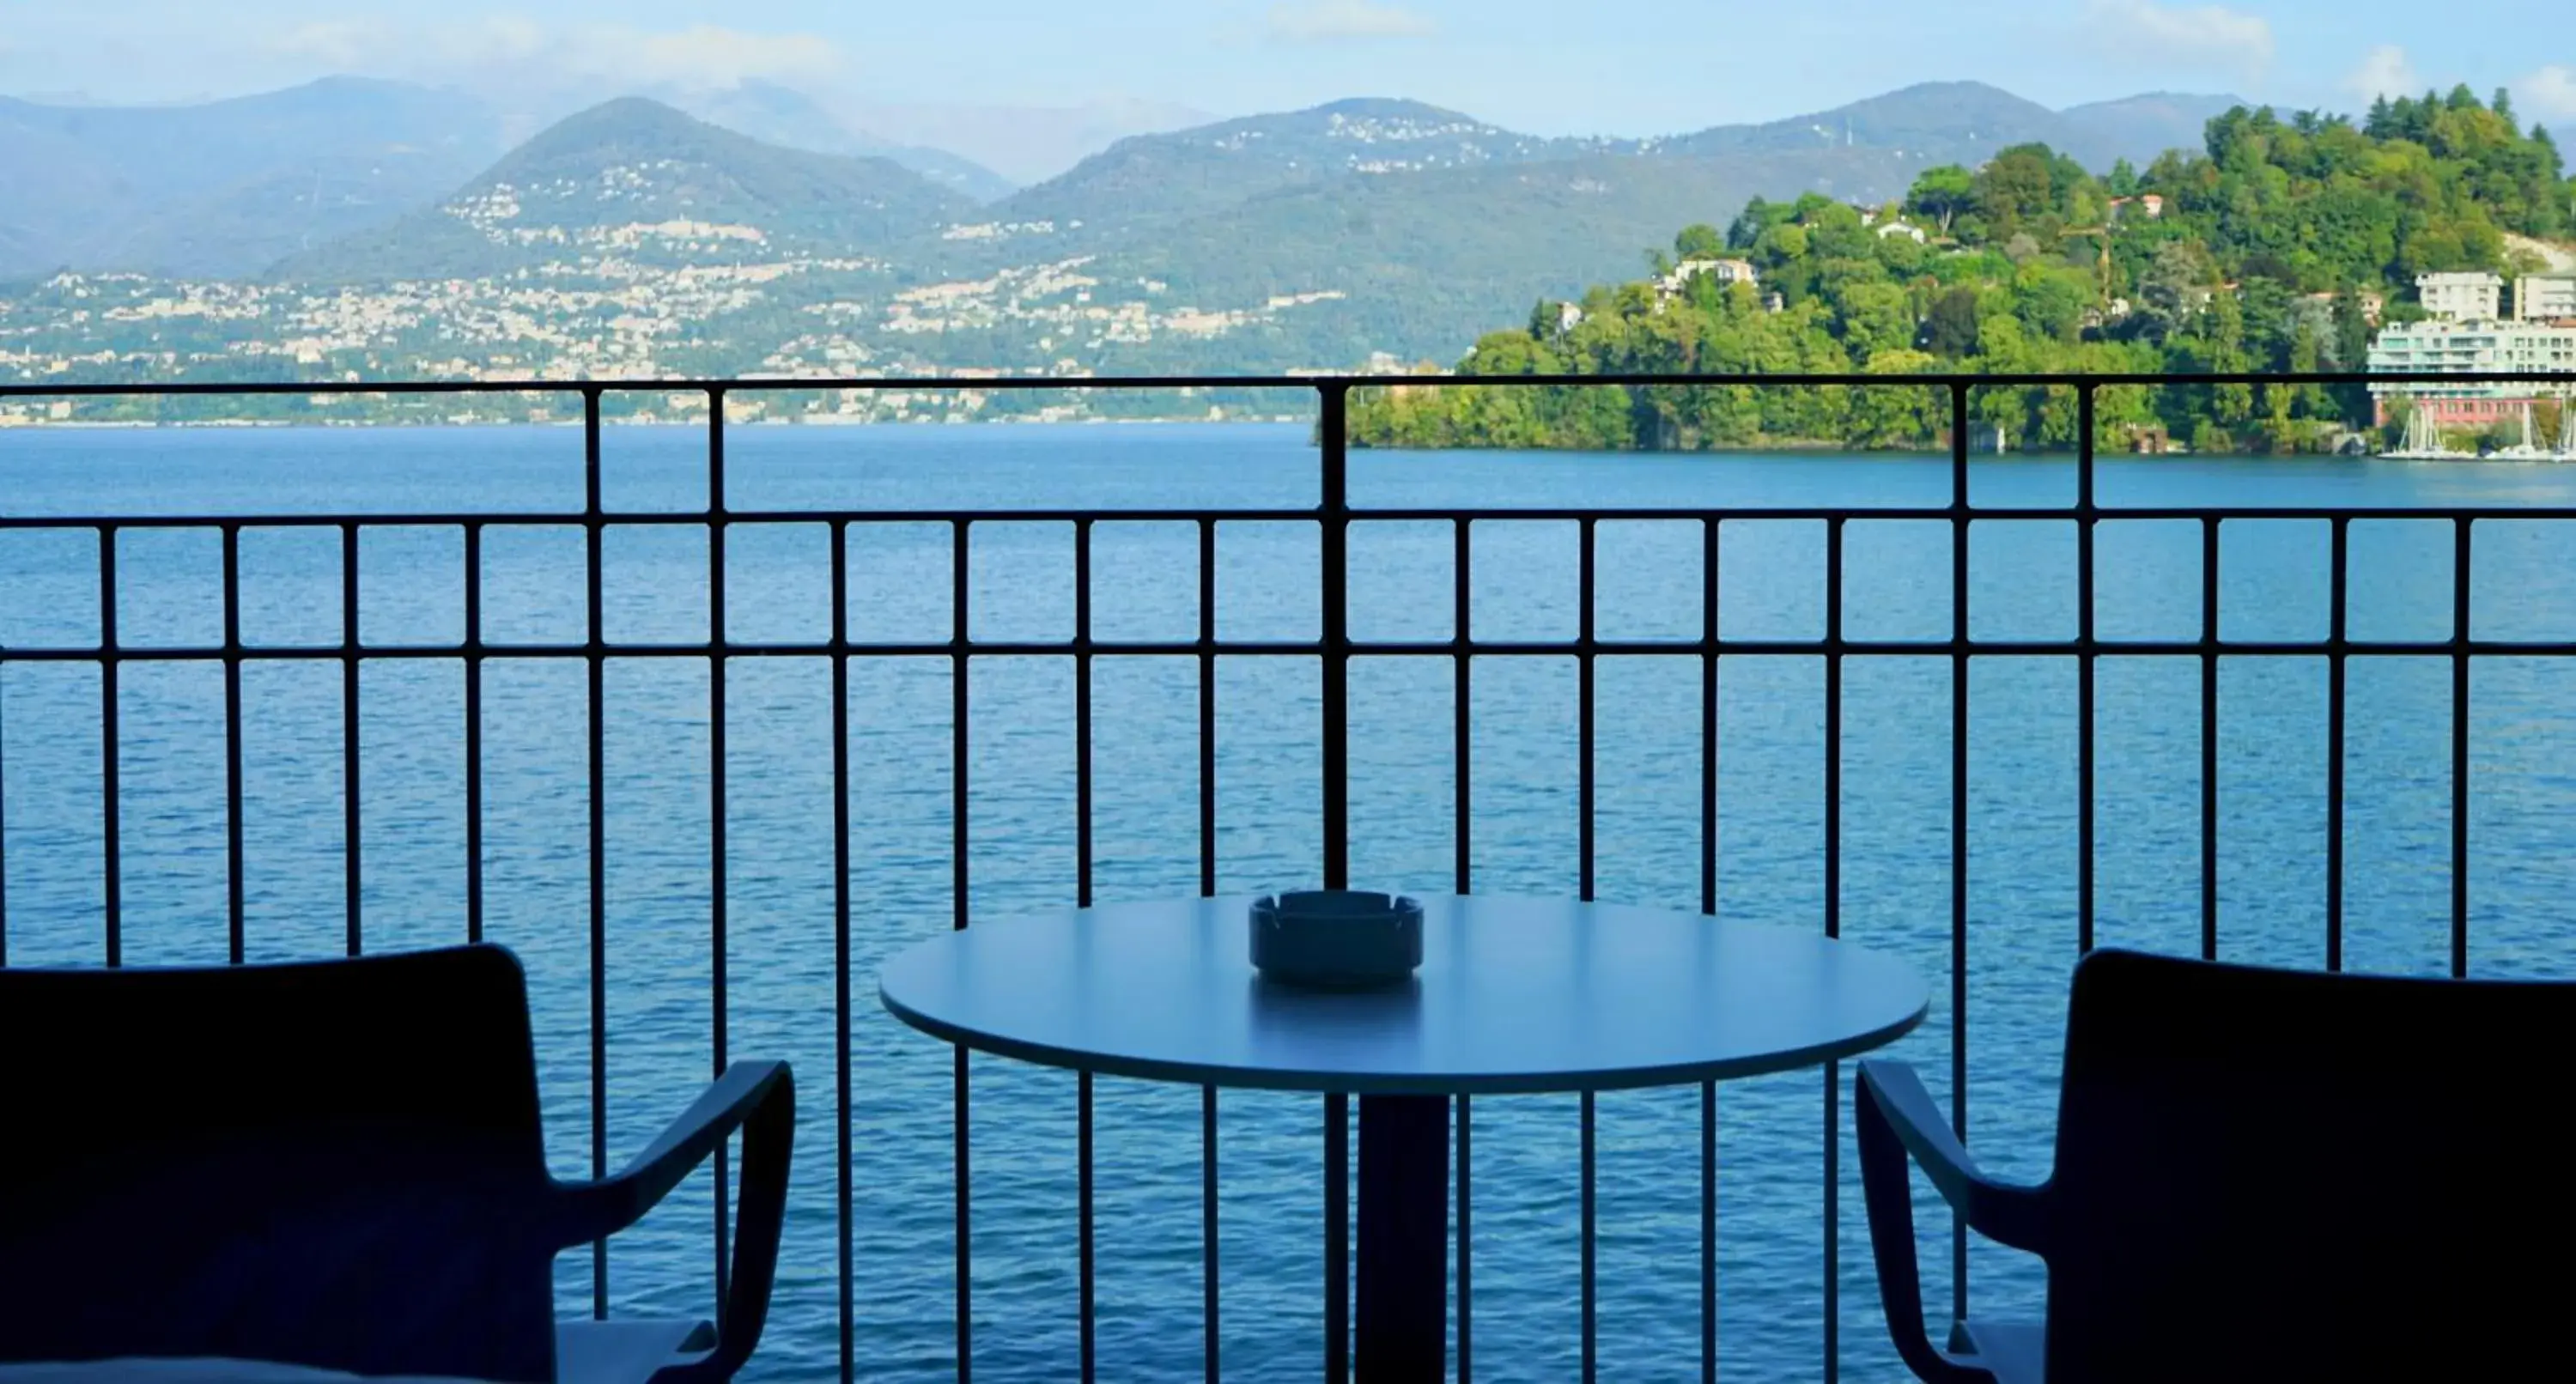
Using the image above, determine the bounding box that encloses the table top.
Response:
[876,895,1928,1096]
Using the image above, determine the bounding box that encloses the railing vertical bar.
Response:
[1578,516,1596,904]
[1577,514,1597,1384]
[1455,517,1473,896]
[1319,384,1352,1384]
[1074,517,1097,1384]
[1580,1089,1597,1384]
[222,524,244,964]
[1325,1090,1348,1384]
[1319,383,1350,889]
[1454,513,1473,1384]
[1203,1084,1220,1384]
[584,387,608,1319]
[830,519,855,1384]
[2326,518,2347,972]
[1,616,9,962]
[100,525,119,967]
[2200,516,2219,962]
[707,392,732,1321]
[1699,513,1719,1384]
[1076,522,1094,902]
[1946,383,1968,1324]
[342,522,361,956]
[1075,1078,1095,1382]
[1822,513,1843,1384]
[951,514,974,1384]
[1199,516,1218,899]
[464,522,483,944]
[2451,516,2470,979]
[2076,386,2096,956]
[1197,513,1221,1384]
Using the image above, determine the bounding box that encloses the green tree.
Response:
[1924,287,1982,356]
[1674,223,1727,261]
[2137,240,2217,336]
[1907,165,1977,234]
[1975,144,2060,236]
[2013,263,2092,343]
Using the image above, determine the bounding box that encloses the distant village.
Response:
[0,209,1371,427]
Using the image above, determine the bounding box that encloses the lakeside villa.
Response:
[2368,270,2576,437]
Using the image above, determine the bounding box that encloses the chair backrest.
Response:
[0,946,563,1382]
[2043,949,2573,1381]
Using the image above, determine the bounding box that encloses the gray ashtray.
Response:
[1249,890,1425,990]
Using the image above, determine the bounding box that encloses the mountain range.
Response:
[0,77,2263,382]
[0,77,2244,283]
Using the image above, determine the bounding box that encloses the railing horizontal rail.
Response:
[3,367,2571,397]
[1,637,2566,660]
[12,504,2576,527]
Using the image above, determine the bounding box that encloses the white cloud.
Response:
[2512,65,2576,122]
[2344,45,2422,103]
[270,18,842,92]
[1266,0,1436,44]
[2083,0,2272,76]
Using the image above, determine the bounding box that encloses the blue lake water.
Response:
[6,422,2576,1383]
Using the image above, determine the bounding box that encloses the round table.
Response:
[878,895,1929,1381]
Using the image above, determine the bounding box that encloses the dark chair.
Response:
[1857,947,2572,1384]
[0,945,793,1384]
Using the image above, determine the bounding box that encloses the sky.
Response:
[3,0,2573,137]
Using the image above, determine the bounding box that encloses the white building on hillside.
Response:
[1656,257,1760,300]
[2518,274,2576,321]
[2417,270,2505,322]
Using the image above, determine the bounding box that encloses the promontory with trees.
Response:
[1348,88,2576,455]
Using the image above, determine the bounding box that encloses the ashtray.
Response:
[1249,890,1425,990]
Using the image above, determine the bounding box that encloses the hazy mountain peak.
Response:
[1663,78,2224,170]
[994,93,1628,234]
[1307,96,1482,123]
[519,95,704,149]
[664,80,1017,202]
[270,97,975,282]
[2062,89,2246,111]
[1176,96,1499,144]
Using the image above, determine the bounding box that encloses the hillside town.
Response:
[0,224,1364,425]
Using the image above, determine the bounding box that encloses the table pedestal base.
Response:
[1357,1094,1449,1382]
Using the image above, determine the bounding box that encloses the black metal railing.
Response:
[3,368,2573,1384]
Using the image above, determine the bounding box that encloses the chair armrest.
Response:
[1854,1059,2048,1384]
[556,1060,796,1384]
[1858,1059,2048,1250]
[559,1060,793,1241]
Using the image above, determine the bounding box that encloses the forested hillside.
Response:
[1350,88,2576,453]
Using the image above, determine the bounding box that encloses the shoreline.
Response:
[0,412,1315,431]
[0,415,2530,461]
